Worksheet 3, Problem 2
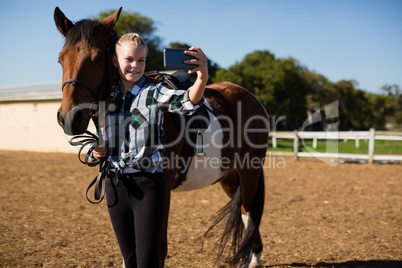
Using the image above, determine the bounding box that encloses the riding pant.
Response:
[105,171,166,268]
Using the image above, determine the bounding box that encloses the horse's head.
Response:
[54,7,121,135]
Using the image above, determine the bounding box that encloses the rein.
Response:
[68,116,109,204]
[63,31,115,204]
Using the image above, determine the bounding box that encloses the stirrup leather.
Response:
[195,130,205,157]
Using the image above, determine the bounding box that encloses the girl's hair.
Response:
[115,33,148,54]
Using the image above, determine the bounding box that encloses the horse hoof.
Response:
[248,265,264,268]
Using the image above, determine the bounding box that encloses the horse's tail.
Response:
[203,170,265,267]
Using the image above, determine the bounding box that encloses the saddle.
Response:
[145,70,211,189]
[145,70,210,144]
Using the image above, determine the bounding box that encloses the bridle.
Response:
[62,79,98,102]
[62,30,116,204]
[61,31,114,116]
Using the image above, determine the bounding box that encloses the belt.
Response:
[109,169,163,181]
[109,167,142,174]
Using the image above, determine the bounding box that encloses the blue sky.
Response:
[0,0,401,94]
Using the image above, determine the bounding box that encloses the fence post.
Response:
[293,130,299,160]
[272,132,277,148]
[368,128,375,164]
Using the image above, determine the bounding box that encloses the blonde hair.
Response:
[115,33,148,54]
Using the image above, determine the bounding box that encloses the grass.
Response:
[268,138,402,155]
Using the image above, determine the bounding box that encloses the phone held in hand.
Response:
[163,48,197,70]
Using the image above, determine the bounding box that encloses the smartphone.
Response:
[163,48,198,70]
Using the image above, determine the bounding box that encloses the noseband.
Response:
[62,79,98,100]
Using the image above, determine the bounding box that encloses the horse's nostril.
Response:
[61,106,90,135]
[73,109,85,123]
[57,110,65,127]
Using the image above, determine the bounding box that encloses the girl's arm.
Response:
[185,47,208,105]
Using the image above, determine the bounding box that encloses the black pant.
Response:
[105,171,166,268]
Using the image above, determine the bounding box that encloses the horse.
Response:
[54,7,269,268]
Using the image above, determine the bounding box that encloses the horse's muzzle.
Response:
[57,106,90,135]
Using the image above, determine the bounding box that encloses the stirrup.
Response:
[195,130,205,157]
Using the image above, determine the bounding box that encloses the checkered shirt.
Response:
[102,76,201,173]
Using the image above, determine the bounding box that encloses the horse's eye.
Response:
[93,52,104,63]
[58,52,63,65]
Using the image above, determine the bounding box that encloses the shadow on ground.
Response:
[268,260,401,268]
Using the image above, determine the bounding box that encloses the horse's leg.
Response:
[217,168,264,268]
[241,213,263,268]
[237,168,265,268]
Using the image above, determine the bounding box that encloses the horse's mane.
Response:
[64,19,118,50]
[63,18,119,90]
[64,19,101,49]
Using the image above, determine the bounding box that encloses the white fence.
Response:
[270,128,402,163]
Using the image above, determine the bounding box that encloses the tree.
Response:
[303,70,335,109]
[366,92,395,129]
[381,84,402,128]
[302,71,397,130]
[333,80,375,130]
[95,10,164,71]
[213,50,311,129]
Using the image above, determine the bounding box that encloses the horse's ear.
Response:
[54,7,74,37]
[101,7,122,35]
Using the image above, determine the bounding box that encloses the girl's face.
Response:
[113,43,147,92]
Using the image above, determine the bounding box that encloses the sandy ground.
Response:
[0,151,401,267]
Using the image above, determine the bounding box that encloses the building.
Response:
[0,82,86,153]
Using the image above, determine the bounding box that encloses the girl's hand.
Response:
[93,145,108,160]
[184,47,208,79]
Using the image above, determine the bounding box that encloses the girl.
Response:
[92,33,208,268]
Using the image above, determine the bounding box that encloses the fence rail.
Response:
[269,128,402,163]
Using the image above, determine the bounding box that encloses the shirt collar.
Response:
[111,76,146,100]
[128,76,146,96]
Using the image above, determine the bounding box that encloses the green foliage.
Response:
[365,92,396,129]
[94,10,163,71]
[333,80,373,130]
[303,70,401,130]
[213,51,311,126]
[303,70,335,109]
[381,84,402,128]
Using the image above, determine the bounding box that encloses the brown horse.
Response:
[54,7,269,268]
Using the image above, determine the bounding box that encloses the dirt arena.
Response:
[0,151,400,267]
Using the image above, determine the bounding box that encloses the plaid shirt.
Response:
[101,76,201,173]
